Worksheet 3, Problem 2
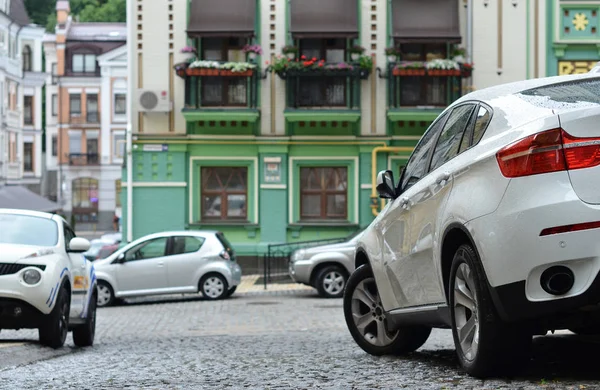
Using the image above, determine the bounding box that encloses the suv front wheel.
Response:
[344,264,431,356]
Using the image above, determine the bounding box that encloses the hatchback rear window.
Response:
[216,232,234,252]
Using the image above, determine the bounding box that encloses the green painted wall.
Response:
[130,188,187,238]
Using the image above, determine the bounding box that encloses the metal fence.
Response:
[262,237,349,289]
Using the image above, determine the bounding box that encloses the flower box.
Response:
[393,68,425,76]
[219,69,254,77]
[427,69,461,77]
[461,69,473,78]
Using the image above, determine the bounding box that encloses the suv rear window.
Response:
[519,78,600,106]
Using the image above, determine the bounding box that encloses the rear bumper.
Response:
[0,298,45,329]
[489,271,600,323]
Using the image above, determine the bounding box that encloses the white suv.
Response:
[344,72,600,378]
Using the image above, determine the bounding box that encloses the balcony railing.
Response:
[276,66,368,109]
[177,63,259,109]
[87,112,99,123]
[68,153,99,166]
[387,62,468,108]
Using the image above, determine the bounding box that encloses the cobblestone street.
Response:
[1,287,600,389]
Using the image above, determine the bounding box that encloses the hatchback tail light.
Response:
[219,250,230,260]
[496,128,600,178]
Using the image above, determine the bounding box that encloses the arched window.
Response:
[22,45,31,72]
[72,177,99,222]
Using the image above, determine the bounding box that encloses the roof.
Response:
[66,22,127,41]
[0,186,60,213]
[9,0,30,26]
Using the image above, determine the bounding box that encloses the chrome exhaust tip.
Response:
[540,265,575,296]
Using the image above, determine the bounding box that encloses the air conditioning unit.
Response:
[137,89,171,112]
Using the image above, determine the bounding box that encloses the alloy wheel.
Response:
[203,277,224,298]
[97,284,112,306]
[350,277,398,346]
[453,262,479,362]
[323,271,345,295]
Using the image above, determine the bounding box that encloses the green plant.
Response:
[358,55,373,71]
[282,45,298,55]
[452,45,466,57]
[396,61,425,69]
[385,47,400,56]
[348,45,365,55]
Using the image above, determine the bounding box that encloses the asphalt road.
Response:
[1,290,600,389]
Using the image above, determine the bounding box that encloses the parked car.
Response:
[83,239,114,261]
[289,229,364,298]
[0,208,98,348]
[93,230,242,307]
[344,71,600,378]
[97,244,119,260]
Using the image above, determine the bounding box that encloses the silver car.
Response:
[93,230,242,307]
[289,230,364,298]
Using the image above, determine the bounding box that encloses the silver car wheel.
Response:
[97,284,112,307]
[323,271,345,295]
[351,277,398,347]
[203,277,225,298]
[453,262,480,362]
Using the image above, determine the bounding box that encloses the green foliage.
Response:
[24,0,126,32]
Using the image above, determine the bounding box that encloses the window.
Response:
[52,94,57,116]
[472,106,492,146]
[296,39,346,107]
[429,104,476,172]
[8,132,16,162]
[400,112,449,191]
[200,38,247,107]
[68,130,82,154]
[86,130,99,164]
[115,179,122,208]
[125,237,168,261]
[23,142,33,172]
[114,93,126,115]
[23,96,33,125]
[201,38,245,62]
[0,214,58,247]
[300,167,348,220]
[70,94,81,115]
[201,167,247,220]
[86,94,98,122]
[399,43,448,107]
[22,45,31,71]
[171,236,205,255]
[51,135,57,157]
[113,133,125,159]
[63,225,76,251]
[72,53,96,73]
[72,178,99,222]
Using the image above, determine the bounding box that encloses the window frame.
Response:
[70,94,81,116]
[23,95,33,125]
[51,135,58,157]
[112,132,125,161]
[124,237,168,262]
[86,93,99,123]
[200,166,249,221]
[299,166,348,221]
[71,177,99,222]
[169,236,206,256]
[23,141,33,172]
[22,44,31,72]
[72,53,97,74]
[114,93,126,115]
[51,94,58,116]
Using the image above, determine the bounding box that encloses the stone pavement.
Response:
[236,274,314,295]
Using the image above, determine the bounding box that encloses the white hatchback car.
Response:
[94,230,242,306]
[0,209,97,349]
[344,71,600,378]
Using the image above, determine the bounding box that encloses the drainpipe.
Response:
[126,0,133,243]
[466,0,473,89]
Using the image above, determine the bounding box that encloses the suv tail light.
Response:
[219,250,230,260]
[496,128,600,178]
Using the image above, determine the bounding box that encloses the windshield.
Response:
[0,214,59,247]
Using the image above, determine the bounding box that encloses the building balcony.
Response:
[68,153,100,166]
[175,61,261,136]
[69,113,100,125]
[386,62,470,136]
[6,110,21,129]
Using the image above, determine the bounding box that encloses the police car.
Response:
[0,209,98,348]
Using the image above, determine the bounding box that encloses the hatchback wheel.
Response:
[97,281,115,307]
[344,265,431,356]
[200,274,228,300]
[449,244,531,378]
[315,265,347,298]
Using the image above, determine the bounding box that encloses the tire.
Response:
[200,274,228,300]
[97,281,115,308]
[343,264,431,356]
[39,286,70,349]
[224,286,237,298]
[73,289,97,347]
[315,265,348,299]
[449,244,531,378]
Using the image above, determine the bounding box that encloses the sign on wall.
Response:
[558,60,597,75]
[263,157,282,183]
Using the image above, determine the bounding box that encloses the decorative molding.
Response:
[260,184,286,189]
[121,182,187,187]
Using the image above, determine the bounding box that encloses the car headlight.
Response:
[22,269,41,285]
[293,249,306,261]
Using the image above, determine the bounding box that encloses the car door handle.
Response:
[436,172,451,186]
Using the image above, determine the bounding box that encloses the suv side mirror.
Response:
[376,170,398,199]
[68,237,91,253]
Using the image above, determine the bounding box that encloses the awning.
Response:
[187,0,256,38]
[392,0,461,43]
[0,186,60,213]
[290,0,358,38]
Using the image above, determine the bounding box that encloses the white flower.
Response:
[425,59,459,70]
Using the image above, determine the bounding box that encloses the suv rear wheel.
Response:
[344,264,431,356]
[449,244,532,378]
